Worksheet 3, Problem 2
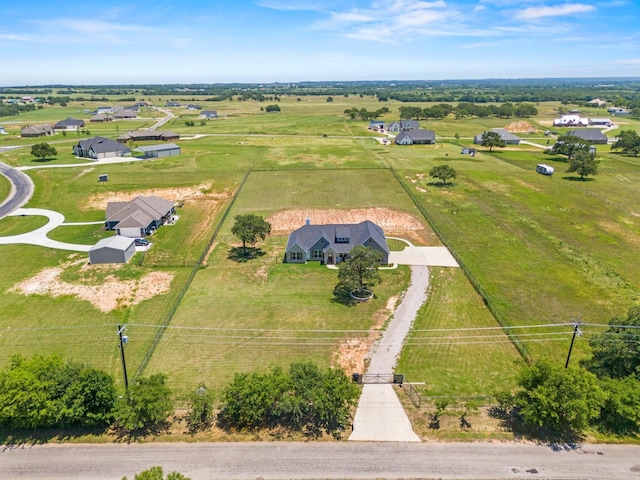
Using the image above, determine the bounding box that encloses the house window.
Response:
[290,251,302,261]
[313,249,322,259]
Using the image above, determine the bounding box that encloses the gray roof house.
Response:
[54,117,85,131]
[105,195,175,238]
[73,136,131,159]
[90,113,114,122]
[285,220,389,265]
[88,236,136,264]
[395,129,436,145]
[199,110,218,119]
[113,110,137,119]
[388,120,419,132]
[117,130,179,143]
[134,143,181,158]
[21,124,54,137]
[566,129,608,145]
[474,128,521,145]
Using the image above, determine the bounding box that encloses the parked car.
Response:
[134,238,150,246]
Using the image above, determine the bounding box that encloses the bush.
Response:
[114,373,173,432]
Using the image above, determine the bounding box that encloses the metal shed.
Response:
[88,236,136,264]
[134,143,181,159]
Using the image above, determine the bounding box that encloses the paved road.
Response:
[0,161,34,219]
[1,441,639,479]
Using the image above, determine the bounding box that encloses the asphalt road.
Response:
[0,161,34,219]
[1,441,639,479]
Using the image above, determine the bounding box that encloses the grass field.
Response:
[1,96,639,401]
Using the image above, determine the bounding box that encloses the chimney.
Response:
[305,217,311,226]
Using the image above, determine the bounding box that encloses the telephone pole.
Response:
[117,324,129,389]
[565,323,582,368]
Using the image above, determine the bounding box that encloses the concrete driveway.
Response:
[389,246,459,267]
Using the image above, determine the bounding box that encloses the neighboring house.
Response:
[285,220,389,265]
[21,124,54,137]
[588,98,607,107]
[133,101,149,109]
[73,136,131,159]
[54,117,85,131]
[553,114,588,127]
[566,129,608,145]
[134,143,181,158]
[117,130,179,143]
[96,106,113,114]
[186,104,202,110]
[90,114,114,122]
[113,110,137,119]
[369,120,385,131]
[165,101,181,107]
[0,126,7,135]
[395,129,436,145]
[589,118,612,126]
[473,128,521,145]
[608,107,631,116]
[88,236,136,264]
[387,120,419,132]
[105,195,175,238]
[199,110,218,119]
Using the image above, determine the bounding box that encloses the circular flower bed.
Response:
[350,289,373,302]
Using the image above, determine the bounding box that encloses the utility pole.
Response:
[565,323,582,368]
[117,324,129,389]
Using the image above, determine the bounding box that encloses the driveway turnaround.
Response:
[389,246,459,267]
[0,208,94,252]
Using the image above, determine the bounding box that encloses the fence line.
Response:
[389,167,532,363]
[134,168,254,380]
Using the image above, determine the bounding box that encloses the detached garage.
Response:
[134,143,181,159]
[88,236,136,264]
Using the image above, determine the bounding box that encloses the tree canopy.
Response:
[480,131,505,151]
[611,130,640,157]
[550,134,589,160]
[336,245,383,298]
[30,143,57,161]
[230,214,271,253]
[114,373,173,432]
[566,149,599,179]
[429,165,457,185]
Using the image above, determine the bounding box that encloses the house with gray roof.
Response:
[21,124,54,137]
[88,236,136,264]
[73,136,131,159]
[54,117,85,131]
[567,129,608,145]
[117,130,179,143]
[199,110,218,119]
[395,129,436,145]
[474,128,521,145]
[90,113,114,122]
[134,143,181,158]
[113,110,137,119]
[388,120,419,132]
[105,195,175,238]
[285,220,389,265]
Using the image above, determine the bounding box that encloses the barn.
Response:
[88,236,136,264]
[134,143,181,159]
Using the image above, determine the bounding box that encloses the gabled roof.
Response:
[491,128,521,142]
[286,220,389,254]
[54,117,84,127]
[106,195,174,224]
[21,124,53,135]
[567,129,608,142]
[397,129,436,142]
[134,143,180,153]
[90,235,134,252]
[115,210,155,229]
[77,136,130,155]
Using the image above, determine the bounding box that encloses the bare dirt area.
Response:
[268,208,423,235]
[9,260,174,312]
[335,295,399,373]
[505,121,537,133]
[84,183,230,211]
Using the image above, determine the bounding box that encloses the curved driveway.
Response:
[0,161,34,219]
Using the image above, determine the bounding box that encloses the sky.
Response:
[1,0,639,86]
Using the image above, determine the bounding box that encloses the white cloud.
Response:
[616,58,640,65]
[515,3,596,20]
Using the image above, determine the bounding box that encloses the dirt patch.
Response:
[335,294,399,373]
[505,121,536,133]
[84,183,230,211]
[10,265,174,313]
[267,208,423,235]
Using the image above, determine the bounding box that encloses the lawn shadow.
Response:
[562,176,596,182]
[30,158,56,163]
[227,246,266,263]
[426,181,455,187]
[112,420,171,443]
[0,425,109,447]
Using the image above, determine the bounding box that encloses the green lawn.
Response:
[0,215,49,235]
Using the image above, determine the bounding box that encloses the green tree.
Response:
[596,376,640,436]
[265,104,280,112]
[230,214,271,254]
[583,306,640,380]
[335,245,383,298]
[185,383,215,433]
[511,360,605,434]
[567,148,599,180]
[429,165,457,185]
[551,134,589,160]
[611,130,640,157]
[480,131,505,152]
[114,373,173,432]
[122,466,190,480]
[326,96,333,102]
[30,143,57,161]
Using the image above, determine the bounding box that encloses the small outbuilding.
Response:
[88,236,136,264]
[134,143,181,159]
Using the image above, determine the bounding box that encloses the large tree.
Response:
[566,148,599,180]
[611,130,640,157]
[231,214,271,253]
[551,134,589,160]
[480,131,505,152]
[114,373,173,432]
[429,165,457,185]
[30,143,57,161]
[583,306,640,380]
[336,245,382,297]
